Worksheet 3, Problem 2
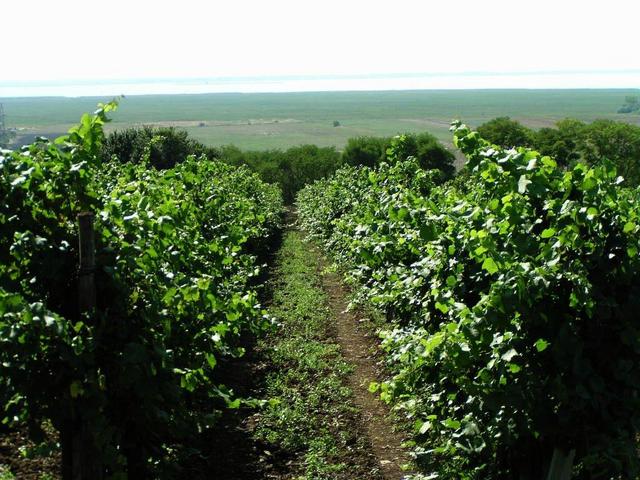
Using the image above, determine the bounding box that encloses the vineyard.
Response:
[1,103,640,480]
[0,102,282,478]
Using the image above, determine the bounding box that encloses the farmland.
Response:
[3,89,640,152]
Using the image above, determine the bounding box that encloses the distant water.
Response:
[1,71,638,98]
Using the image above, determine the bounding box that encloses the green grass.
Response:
[254,229,378,479]
[3,89,639,150]
[0,465,14,480]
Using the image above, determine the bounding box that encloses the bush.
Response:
[342,133,455,181]
[580,119,640,186]
[479,117,640,186]
[476,117,534,149]
[101,126,219,169]
[342,136,388,168]
[532,119,585,167]
[617,96,640,114]
[219,144,342,204]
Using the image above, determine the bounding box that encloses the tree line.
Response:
[476,116,640,186]
[100,116,640,204]
[101,127,456,203]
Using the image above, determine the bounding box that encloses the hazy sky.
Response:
[3,0,640,85]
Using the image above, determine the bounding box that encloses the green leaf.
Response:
[435,302,449,314]
[474,246,487,256]
[70,381,83,398]
[419,224,437,241]
[540,228,556,239]
[623,222,636,233]
[534,339,549,352]
[418,421,432,434]
[518,175,532,194]
[582,175,597,191]
[205,353,217,369]
[508,363,522,373]
[162,287,177,304]
[422,332,445,354]
[442,418,461,429]
[482,257,499,274]
[397,207,410,221]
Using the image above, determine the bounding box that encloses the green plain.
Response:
[2,89,639,151]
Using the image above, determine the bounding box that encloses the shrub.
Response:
[101,126,219,169]
[476,117,534,149]
[342,133,455,181]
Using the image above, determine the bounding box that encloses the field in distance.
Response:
[3,89,640,154]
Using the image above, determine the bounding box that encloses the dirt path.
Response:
[164,220,414,480]
[319,258,413,480]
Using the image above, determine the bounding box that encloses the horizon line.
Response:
[3,87,640,102]
[2,69,640,87]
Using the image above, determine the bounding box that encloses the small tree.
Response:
[392,132,456,181]
[581,120,640,186]
[618,96,640,114]
[342,133,455,181]
[533,119,586,167]
[101,126,216,169]
[342,136,388,168]
[477,117,534,148]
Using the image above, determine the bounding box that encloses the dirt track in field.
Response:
[318,258,413,480]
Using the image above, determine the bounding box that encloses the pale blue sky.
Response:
[3,0,640,92]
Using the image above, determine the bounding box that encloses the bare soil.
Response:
[0,425,60,479]
[318,261,413,480]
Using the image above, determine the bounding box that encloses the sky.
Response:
[2,0,640,94]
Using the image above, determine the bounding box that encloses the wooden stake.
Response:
[70,212,102,480]
[78,212,96,314]
[546,447,575,480]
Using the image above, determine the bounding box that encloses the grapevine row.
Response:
[297,126,640,479]
[0,102,283,477]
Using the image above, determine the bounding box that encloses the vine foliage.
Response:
[298,126,640,479]
[0,101,283,477]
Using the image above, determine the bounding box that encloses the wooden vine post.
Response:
[71,212,102,480]
[546,447,575,480]
[78,212,96,315]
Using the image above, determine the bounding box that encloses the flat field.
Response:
[3,89,639,151]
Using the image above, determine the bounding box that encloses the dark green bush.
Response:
[342,136,389,168]
[476,116,534,149]
[219,144,342,204]
[342,133,455,181]
[101,126,219,169]
[478,117,640,186]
